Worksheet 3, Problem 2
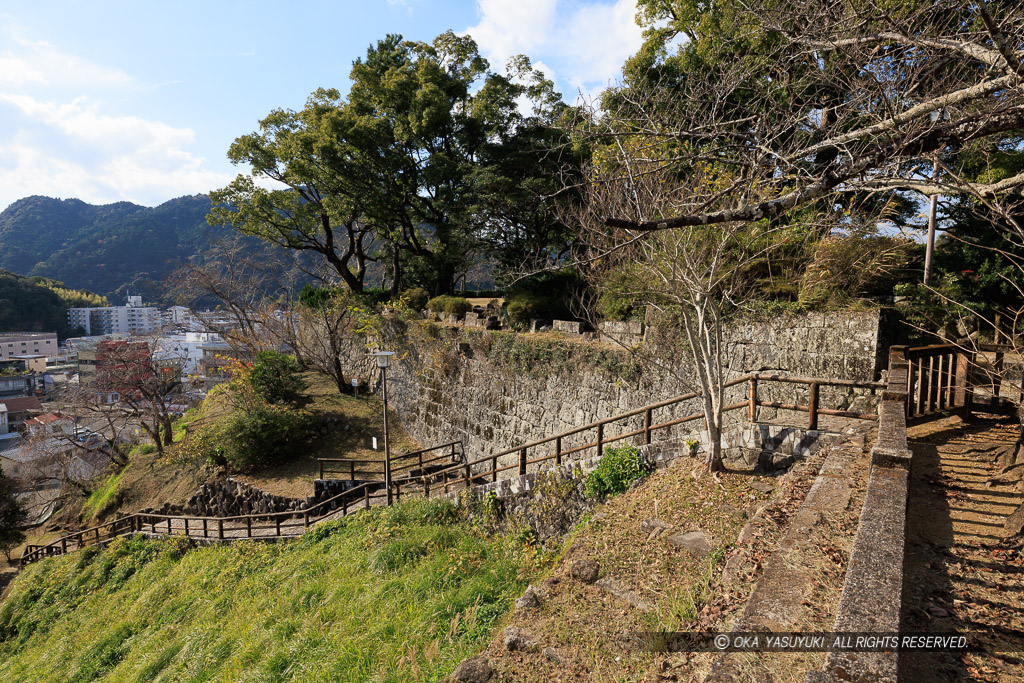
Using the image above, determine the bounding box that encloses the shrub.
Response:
[400,287,430,312]
[585,445,647,498]
[505,293,546,327]
[216,404,310,472]
[250,350,305,405]
[426,295,472,317]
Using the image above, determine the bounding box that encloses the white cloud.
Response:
[0,29,134,90]
[465,0,644,104]
[0,95,232,209]
[0,27,231,210]
[465,0,558,64]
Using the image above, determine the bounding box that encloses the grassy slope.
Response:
[0,498,547,683]
[102,372,423,522]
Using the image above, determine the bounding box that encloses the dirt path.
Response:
[902,414,1024,682]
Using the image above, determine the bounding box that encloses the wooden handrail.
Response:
[20,373,885,567]
[318,441,461,479]
[419,374,882,494]
[21,477,395,566]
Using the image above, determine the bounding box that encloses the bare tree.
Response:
[296,284,355,394]
[569,0,1024,469]
[170,237,306,363]
[77,339,185,456]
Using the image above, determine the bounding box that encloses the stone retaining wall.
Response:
[338,310,885,475]
[140,479,309,518]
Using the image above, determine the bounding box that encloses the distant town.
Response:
[0,295,258,524]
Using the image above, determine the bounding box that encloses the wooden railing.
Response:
[895,344,973,418]
[410,372,883,496]
[981,342,1024,405]
[317,440,462,480]
[20,372,882,567]
[20,478,392,567]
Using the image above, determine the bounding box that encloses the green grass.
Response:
[81,470,125,522]
[0,498,546,682]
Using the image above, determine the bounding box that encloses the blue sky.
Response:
[0,0,644,212]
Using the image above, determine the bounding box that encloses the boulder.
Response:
[503,626,539,652]
[570,559,600,584]
[667,531,711,558]
[515,586,541,610]
[450,656,493,682]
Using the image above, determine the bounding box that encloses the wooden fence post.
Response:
[492,455,498,482]
[644,409,653,444]
[748,378,758,423]
[464,462,471,489]
[596,422,604,459]
[519,448,527,476]
[319,461,324,479]
[808,382,819,431]
[556,435,563,465]
[994,350,1005,400]
[218,519,224,540]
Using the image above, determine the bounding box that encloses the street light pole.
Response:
[381,363,392,505]
[373,351,396,506]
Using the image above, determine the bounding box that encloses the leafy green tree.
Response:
[208,95,374,294]
[211,32,580,298]
[250,351,306,405]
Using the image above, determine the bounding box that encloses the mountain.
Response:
[0,269,108,338]
[0,195,253,301]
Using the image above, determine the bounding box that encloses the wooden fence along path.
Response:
[22,371,893,566]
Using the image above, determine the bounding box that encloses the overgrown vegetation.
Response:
[0,469,26,562]
[0,498,547,682]
[81,471,125,524]
[478,330,642,381]
[426,295,472,317]
[585,445,648,499]
[179,354,310,473]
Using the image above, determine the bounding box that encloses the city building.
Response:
[67,295,163,336]
[77,339,155,404]
[0,360,38,398]
[0,332,58,360]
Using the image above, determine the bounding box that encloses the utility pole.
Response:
[923,157,940,286]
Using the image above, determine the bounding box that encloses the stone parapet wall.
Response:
[338,309,884,472]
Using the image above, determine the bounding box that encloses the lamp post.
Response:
[373,351,396,505]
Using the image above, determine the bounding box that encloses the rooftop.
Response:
[0,396,44,412]
[0,332,56,341]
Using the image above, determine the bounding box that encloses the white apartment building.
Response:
[0,332,58,360]
[153,332,227,376]
[67,295,163,336]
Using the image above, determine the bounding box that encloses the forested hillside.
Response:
[0,195,261,301]
[0,270,107,338]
